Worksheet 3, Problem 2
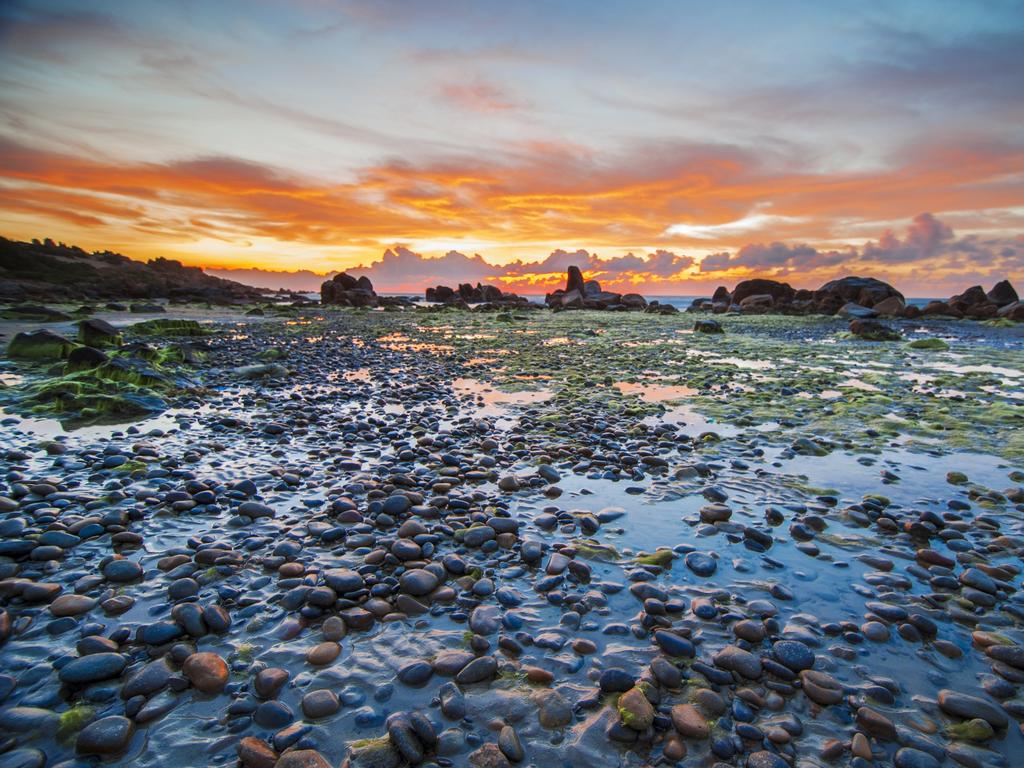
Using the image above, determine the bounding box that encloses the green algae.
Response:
[130,318,212,337]
[908,337,950,350]
[57,704,95,743]
[635,549,675,568]
[946,718,996,741]
[7,330,75,360]
[571,539,621,561]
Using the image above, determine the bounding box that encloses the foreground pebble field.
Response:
[0,305,1022,768]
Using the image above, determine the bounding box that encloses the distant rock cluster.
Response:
[320,273,411,308]
[932,280,1021,321]
[689,276,1022,322]
[425,282,532,309]
[545,266,677,314]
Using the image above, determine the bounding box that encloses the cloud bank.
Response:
[205,213,1022,295]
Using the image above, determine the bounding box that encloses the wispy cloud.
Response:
[664,208,806,240]
[439,81,520,113]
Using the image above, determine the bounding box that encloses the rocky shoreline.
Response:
[688,276,1022,323]
[0,237,273,305]
[0,296,1021,768]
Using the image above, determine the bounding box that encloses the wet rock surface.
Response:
[0,300,1022,767]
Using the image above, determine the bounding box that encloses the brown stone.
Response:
[183,651,228,694]
[670,703,709,739]
[237,737,277,768]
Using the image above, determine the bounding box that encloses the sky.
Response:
[0,0,1022,295]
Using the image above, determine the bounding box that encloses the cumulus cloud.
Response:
[698,213,1024,281]
[860,212,953,263]
[505,248,693,279]
[206,245,698,292]
[349,246,502,287]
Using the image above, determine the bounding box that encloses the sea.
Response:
[296,292,938,310]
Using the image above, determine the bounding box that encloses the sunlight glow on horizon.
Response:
[0,0,1021,294]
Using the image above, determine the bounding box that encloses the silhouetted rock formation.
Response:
[0,236,264,303]
[320,273,413,308]
[545,267,663,312]
[425,282,530,308]
[321,274,413,309]
[940,280,1023,321]
[321,272,376,306]
[688,276,1022,322]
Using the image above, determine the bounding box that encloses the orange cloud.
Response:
[0,132,1022,294]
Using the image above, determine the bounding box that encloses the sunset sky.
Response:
[0,0,1022,294]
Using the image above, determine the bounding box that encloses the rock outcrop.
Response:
[688,276,1021,322]
[425,282,530,308]
[320,273,378,307]
[545,268,654,312]
[945,282,1024,321]
[0,236,263,303]
[320,274,413,308]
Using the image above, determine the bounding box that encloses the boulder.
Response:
[987,279,1018,307]
[321,272,391,308]
[566,266,586,295]
[620,293,648,309]
[850,318,901,341]
[7,329,74,360]
[873,295,906,316]
[920,300,961,318]
[997,301,1024,322]
[560,289,584,308]
[66,346,109,370]
[732,279,795,306]
[694,319,724,334]
[426,285,454,303]
[838,302,877,319]
[711,286,731,303]
[427,282,524,307]
[816,276,903,308]
[738,294,774,311]
[78,318,122,347]
[949,285,988,307]
[1,304,73,321]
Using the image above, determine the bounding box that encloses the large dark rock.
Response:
[425,282,525,308]
[546,267,649,311]
[949,285,988,307]
[711,286,731,303]
[948,284,999,319]
[78,318,122,347]
[816,276,903,309]
[7,329,75,360]
[850,318,901,341]
[321,273,381,307]
[987,279,1018,307]
[566,266,586,295]
[731,279,795,307]
[425,285,455,303]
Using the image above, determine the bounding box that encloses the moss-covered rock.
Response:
[77,318,122,347]
[0,304,73,322]
[65,346,109,372]
[7,329,75,360]
[849,318,901,341]
[908,337,949,350]
[130,318,211,337]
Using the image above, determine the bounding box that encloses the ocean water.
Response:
[301,291,939,310]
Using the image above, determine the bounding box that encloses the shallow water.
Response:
[0,306,1022,768]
